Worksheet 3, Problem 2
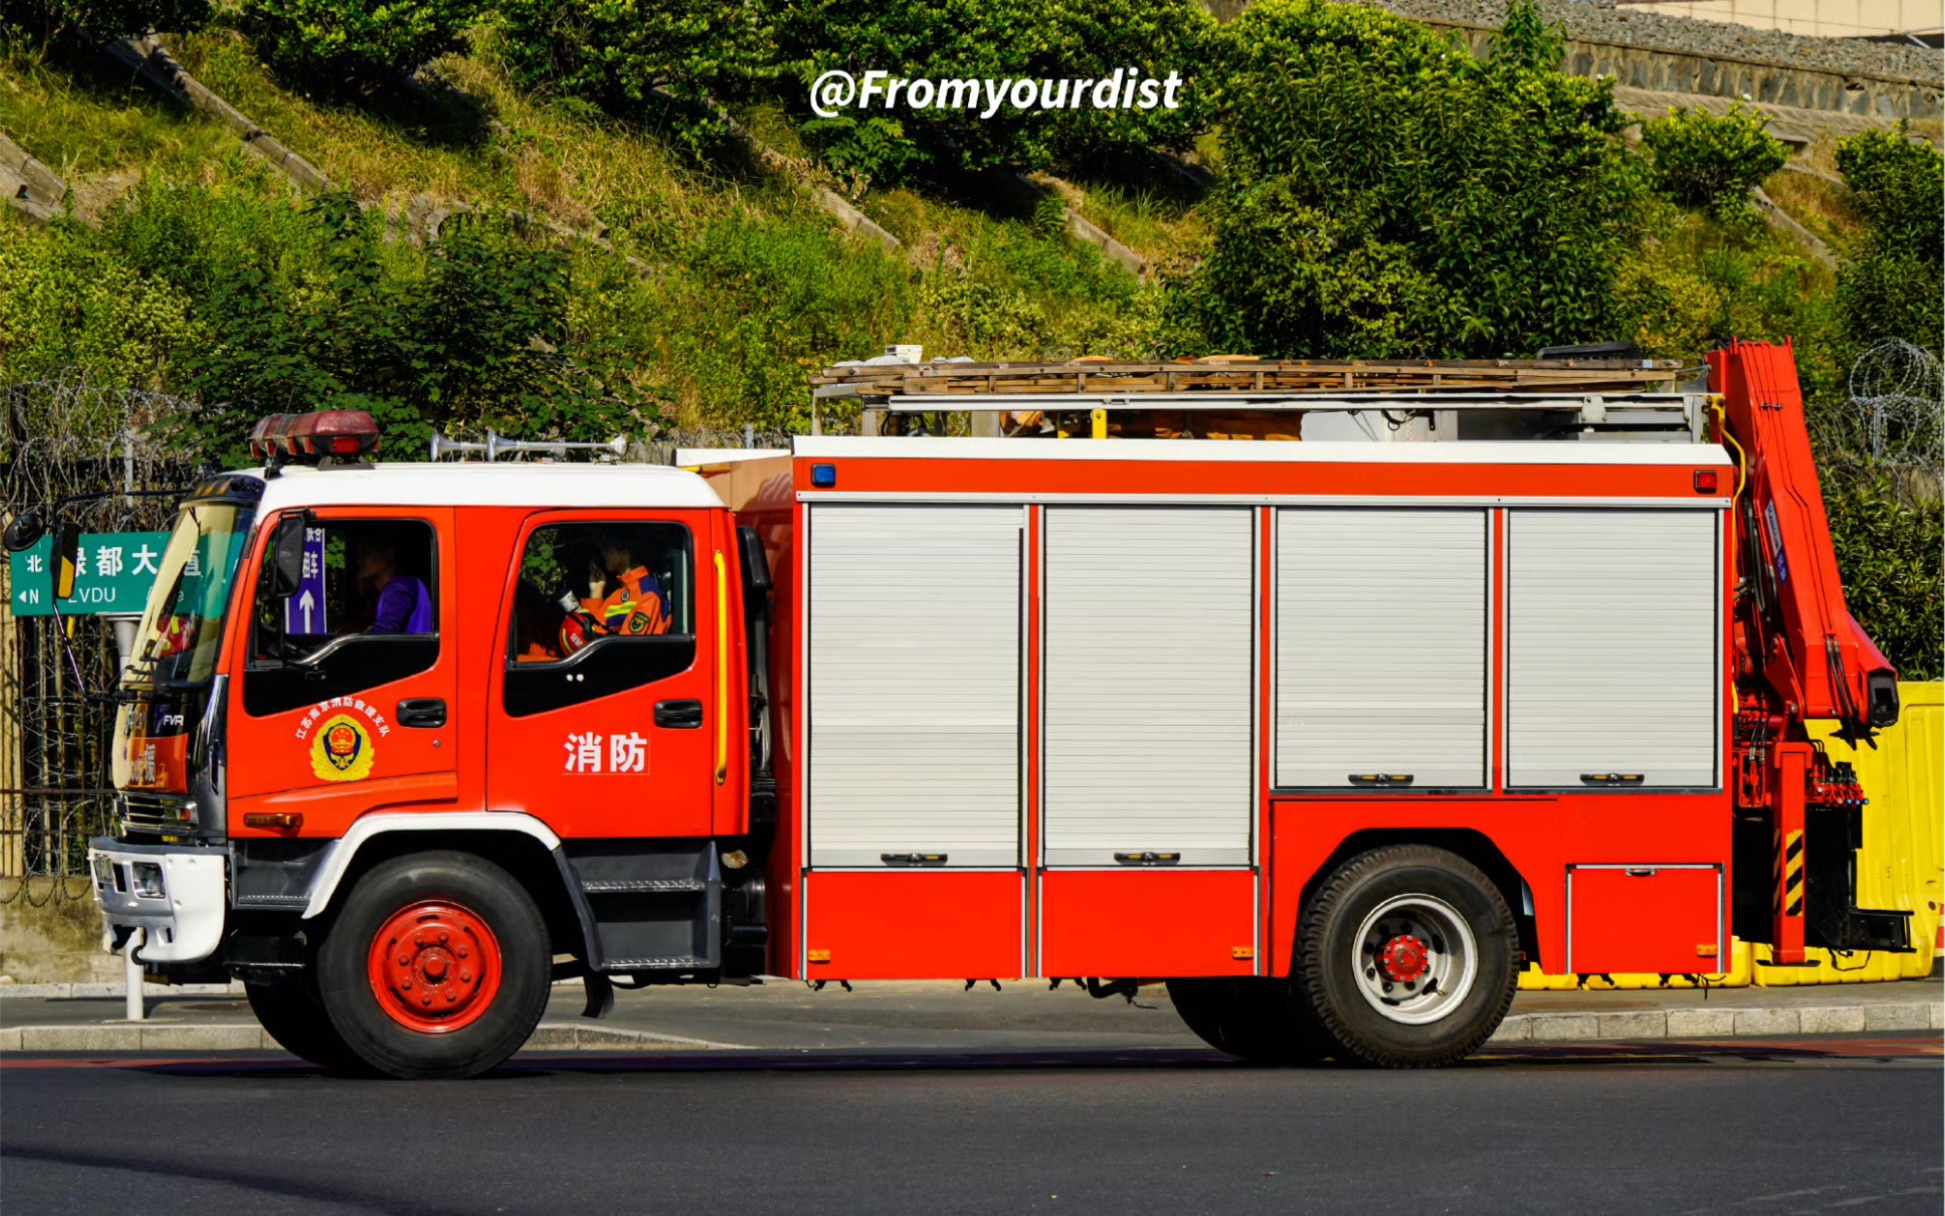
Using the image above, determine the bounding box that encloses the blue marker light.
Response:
[811,463,837,488]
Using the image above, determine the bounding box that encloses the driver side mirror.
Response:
[50,521,80,601]
[2,513,79,600]
[270,516,307,599]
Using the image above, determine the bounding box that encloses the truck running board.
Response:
[560,840,722,975]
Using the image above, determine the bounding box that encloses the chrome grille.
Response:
[120,793,196,836]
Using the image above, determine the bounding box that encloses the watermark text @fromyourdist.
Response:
[809,69,1186,119]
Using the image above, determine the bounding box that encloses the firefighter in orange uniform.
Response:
[583,537,670,637]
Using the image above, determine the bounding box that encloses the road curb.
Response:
[0,982,244,1000]
[1487,999,1944,1044]
[1,1001,1934,1054]
[0,1021,753,1054]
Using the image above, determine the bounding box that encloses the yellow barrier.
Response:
[1520,681,1943,990]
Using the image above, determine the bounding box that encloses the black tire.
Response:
[1166,978,1325,1064]
[316,851,551,1080]
[245,978,366,1073]
[1294,845,1518,1068]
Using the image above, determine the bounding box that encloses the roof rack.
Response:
[806,357,1710,441]
[812,356,1686,398]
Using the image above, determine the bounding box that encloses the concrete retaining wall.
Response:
[0,880,116,985]
[1203,0,1942,120]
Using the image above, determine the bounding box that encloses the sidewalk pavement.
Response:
[1,976,1937,1055]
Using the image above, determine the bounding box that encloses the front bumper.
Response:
[88,837,227,964]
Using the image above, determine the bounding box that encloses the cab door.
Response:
[227,508,460,839]
[486,510,718,839]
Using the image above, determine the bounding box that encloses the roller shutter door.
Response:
[809,505,1022,866]
[1276,509,1487,789]
[1043,507,1255,866]
[1507,510,1719,789]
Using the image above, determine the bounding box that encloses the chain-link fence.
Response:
[2,380,799,898]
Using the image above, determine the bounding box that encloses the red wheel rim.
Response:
[367,901,502,1033]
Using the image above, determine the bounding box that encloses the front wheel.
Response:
[1294,845,1518,1068]
[316,851,551,1079]
[246,978,364,1073]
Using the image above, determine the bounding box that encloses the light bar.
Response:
[248,410,381,462]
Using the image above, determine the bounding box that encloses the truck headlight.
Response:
[91,855,113,887]
[131,862,166,899]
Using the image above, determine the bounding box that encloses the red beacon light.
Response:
[248,410,381,468]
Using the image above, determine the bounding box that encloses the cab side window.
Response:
[504,522,696,717]
[244,518,440,717]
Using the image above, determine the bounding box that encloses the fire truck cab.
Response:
[80,342,1909,1078]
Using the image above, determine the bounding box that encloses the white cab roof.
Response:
[253,462,725,513]
[791,437,1731,465]
[675,448,791,468]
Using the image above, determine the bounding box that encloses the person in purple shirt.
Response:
[355,535,433,635]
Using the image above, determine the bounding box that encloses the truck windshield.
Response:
[126,501,254,689]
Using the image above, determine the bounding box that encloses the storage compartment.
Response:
[1042,507,1255,866]
[1039,869,1257,978]
[807,504,1024,867]
[1566,864,1722,975]
[1506,510,1721,789]
[804,870,1023,980]
[1276,507,1488,790]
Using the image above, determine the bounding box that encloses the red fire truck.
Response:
[45,339,1906,1078]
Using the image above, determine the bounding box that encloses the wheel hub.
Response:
[367,901,502,1033]
[1351,894,1480,1026]
[1378,934,1431,984]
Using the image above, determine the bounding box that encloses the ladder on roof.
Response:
[806,357,1711,442]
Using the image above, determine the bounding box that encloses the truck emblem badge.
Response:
[311,713,376,782]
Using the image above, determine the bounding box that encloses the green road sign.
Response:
[9,531,170,616]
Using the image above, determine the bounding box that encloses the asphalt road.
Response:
[3,1033,1938,1216]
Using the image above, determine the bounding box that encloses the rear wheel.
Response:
[245,977,364,1073]
[316,851,551,1080]
[1294,845,1518,1068]
[1166,978,1324,1064]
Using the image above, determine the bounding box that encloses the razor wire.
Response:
[1,377,205,901]
[1814,340,1945,482]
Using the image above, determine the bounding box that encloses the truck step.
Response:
[599,955,711,972]
[580,878,706,894]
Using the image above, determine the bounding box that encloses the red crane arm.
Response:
[1708,339,1899,738]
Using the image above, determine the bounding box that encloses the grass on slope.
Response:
[0,29,1166,432]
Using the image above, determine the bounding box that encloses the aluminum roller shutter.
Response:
[1043,507,1255,866]
[1276,509,1487,790]
[1507,509,1720,789]
[809,505,1023,867]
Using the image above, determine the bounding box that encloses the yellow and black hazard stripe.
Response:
[1781,829,1805,917]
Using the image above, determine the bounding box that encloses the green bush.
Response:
[0,215,202,388]
[1614,200,1832,362]
[1833,124,1943,357]
[104,181,655,464]
[1822,465,1943,681]
[238,0,483,90]
[774,0,1211,184]
[1640,104,1788,217]
[495,0,770,151]
[1175,0,1644,359]
[0,0,206,40]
